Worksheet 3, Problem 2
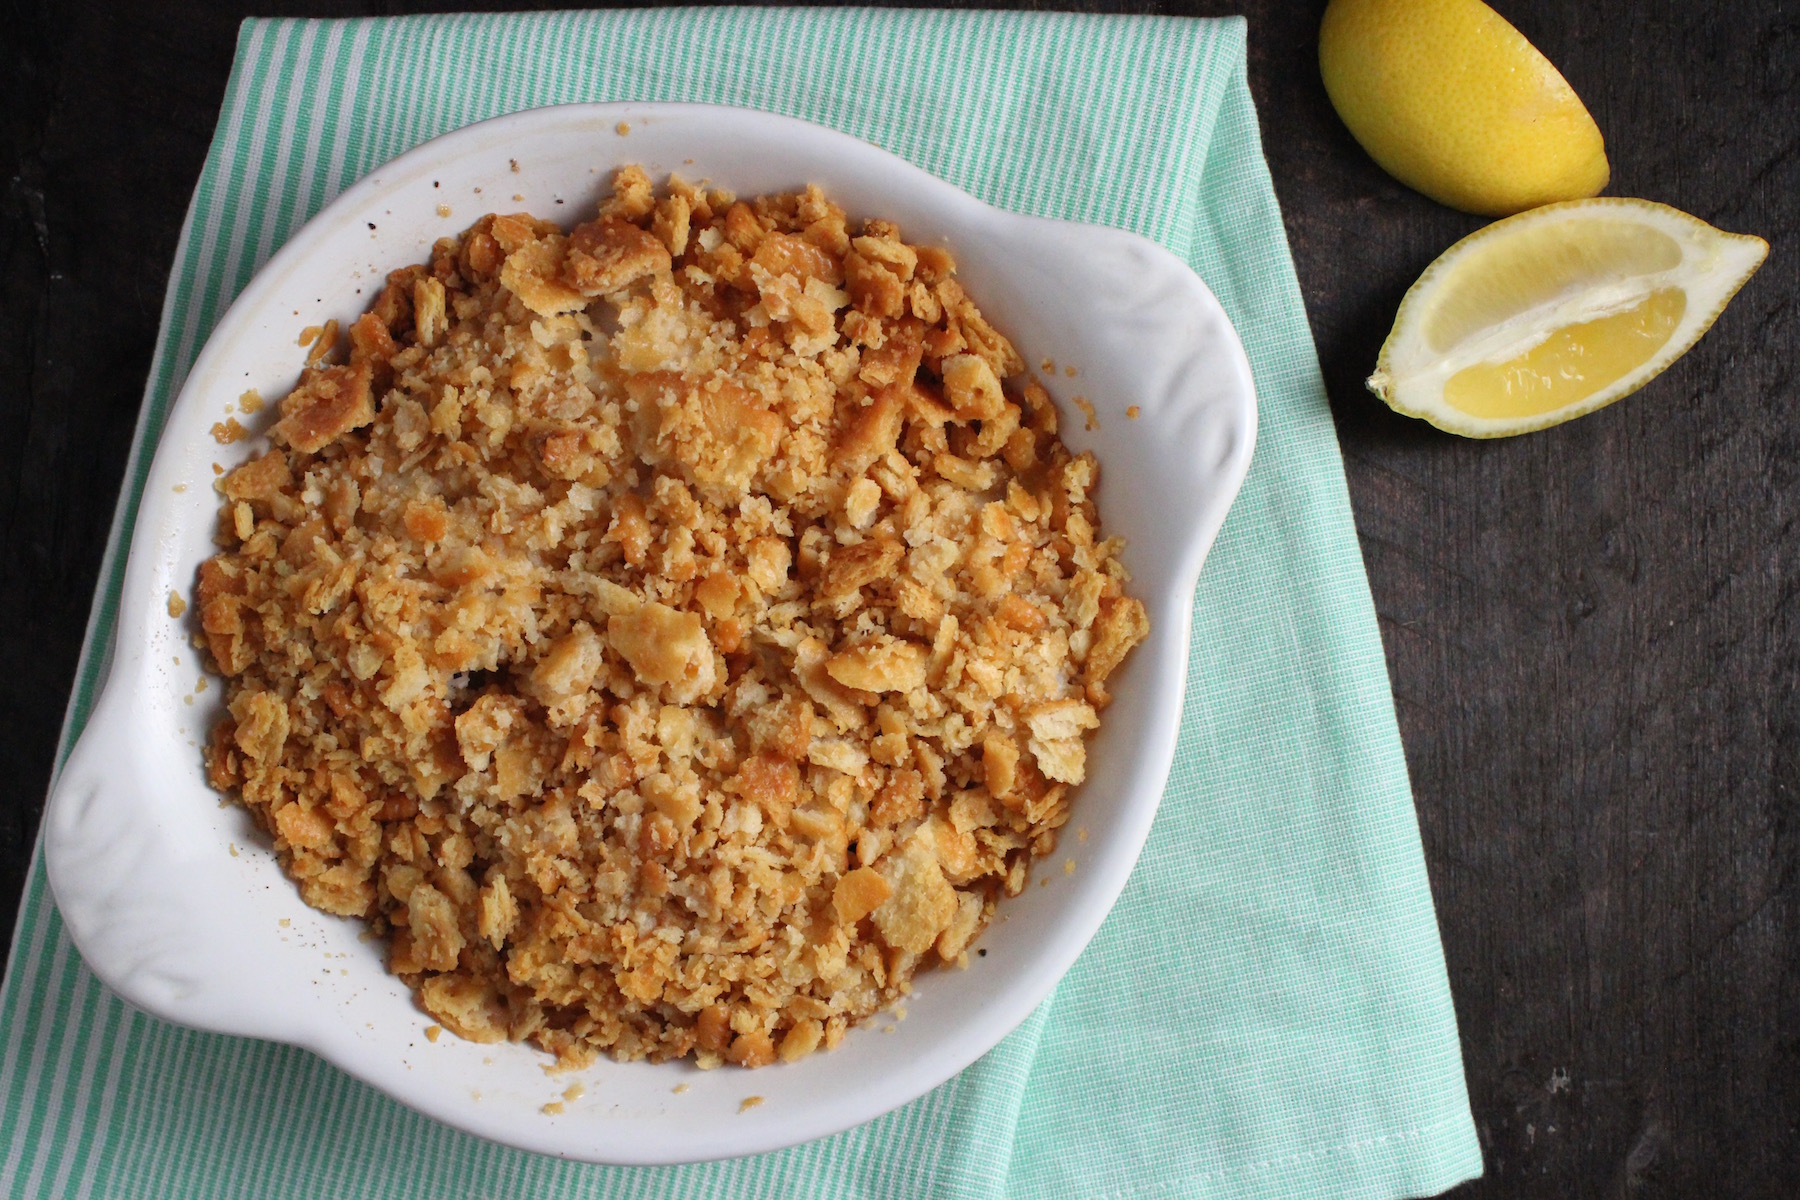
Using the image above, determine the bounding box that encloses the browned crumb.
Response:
[279,917,291,927]
[299,319,340,366]
[739,1096,765,1113]
[672,1083,690,1095]
[1039,358,1055,373]
[1073,396,1098,431]
[209,419,247,444]
[195,677,208,694]
[541,1101,564,1116]
[1063,857,1075,875]
[1064,364,1078,378]
[1077,826,1088,842]
[510,159,520,173]
[563,1082,585,1103]
[424,1024,443,1042]
[512,194,525,202]
[168,590,188,619]
[197,166,1148,1072]
[437,204,453,219]
[1126,405,1140,420]
[239,389,266,414]
[212,462,225,475]
[616,122,631,137]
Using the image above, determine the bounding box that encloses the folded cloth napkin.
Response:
[0,8,1483,1198]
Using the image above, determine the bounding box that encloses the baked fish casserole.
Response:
[195,165,1147,1070]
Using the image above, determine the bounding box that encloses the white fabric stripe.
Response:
[288,21,345,235]
[321,21,374,204]
[68,1003,132,1200]
[0,932,74,1193]
[167,18,274,441]
[19,961,96,1199]
[204,19,293,345]
[0,851,52,1122]
[247,23,319,275]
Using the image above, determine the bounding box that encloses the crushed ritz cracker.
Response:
[197,165,1147,1071]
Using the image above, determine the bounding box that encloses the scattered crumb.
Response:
[172,482,188,494]
[471,1088,481,1100]
[673,1083,690,1095]
[209,419,247,444]
[305,319,340,366]
[563,1082,585,1103]
[211,462,224,475]
[424,1024,443,1043]
[239,388,265,414]
[1126,405,1140,419]
[436,204,453,218]
[167,591,188,618]
[1063,858,1075,875]
[297,325,323,348]
[279,918,291,927]
[739,1096,765,1113]
[194,677,208,694]
[1039,358,1055,373]
[509,159,520,173]
[541,1101,564,1116]
[183,695,194,706]
[1073,396,1098,431]
[893,1005,907,1021]
[1064,364,1078,377]
[616,122,630,136]
[1077,827,1088,842]
[512,193,525,202]
[228,843,239,857]
[1039,876,1050,887]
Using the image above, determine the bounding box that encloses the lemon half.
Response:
[1369,199,1767,437]
[1320,0,1609,216]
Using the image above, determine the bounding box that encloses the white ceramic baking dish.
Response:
[43,102,1255,1165]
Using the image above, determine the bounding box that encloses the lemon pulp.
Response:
[1443,288,1686,419]
[1369,198,1767,437]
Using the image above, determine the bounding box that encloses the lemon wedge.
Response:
[1368,199,1767,437]
[1320,0,1609,216]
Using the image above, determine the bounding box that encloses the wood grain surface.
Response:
[1,2,1793,1195]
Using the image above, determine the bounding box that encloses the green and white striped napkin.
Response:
[0,9,1483,1198]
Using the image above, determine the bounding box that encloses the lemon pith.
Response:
[1369,199,1767,437]
[1320,0,1609,216]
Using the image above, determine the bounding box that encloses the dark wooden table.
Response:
[3,2,1793,1196]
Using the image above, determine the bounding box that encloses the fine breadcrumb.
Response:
[198,166,1147,1071]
